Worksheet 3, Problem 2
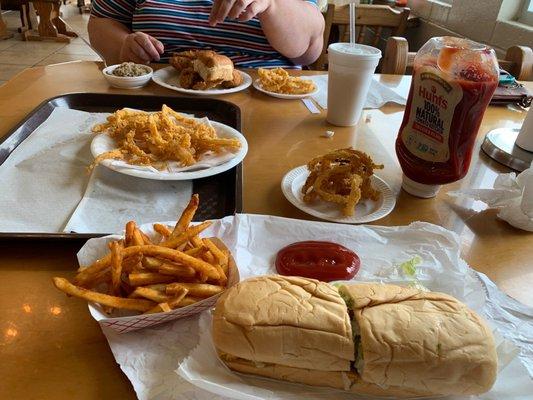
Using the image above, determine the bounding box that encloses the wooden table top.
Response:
[0,61,531,399]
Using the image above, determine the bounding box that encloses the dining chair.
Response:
[382,36,533,81]
[0,3,14,40]
[310,4,410,71]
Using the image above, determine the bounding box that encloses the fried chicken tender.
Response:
[221,70,244,89]
[179,68,202,89]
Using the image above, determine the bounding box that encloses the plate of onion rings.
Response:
[281,148,395,223]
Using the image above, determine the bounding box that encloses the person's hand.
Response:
[119,32,164,64]
[209,0,274,26]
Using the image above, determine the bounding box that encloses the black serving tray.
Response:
[0,93,242,239]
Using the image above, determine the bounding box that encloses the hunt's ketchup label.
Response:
[396,37,498,198]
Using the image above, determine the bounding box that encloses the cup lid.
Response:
[328,43,382,60]
[402,175,441,198]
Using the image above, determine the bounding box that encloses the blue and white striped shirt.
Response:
[91,0,318,68]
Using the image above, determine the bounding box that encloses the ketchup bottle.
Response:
[396,37,498,198]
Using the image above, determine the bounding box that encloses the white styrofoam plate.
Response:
[91,119,248,181]
[253,78,319,99]
[281,165,395,224]
[152,66,252,95]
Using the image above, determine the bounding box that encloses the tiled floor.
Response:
[0,3,100,86]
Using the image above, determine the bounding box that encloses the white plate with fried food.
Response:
[152,66,252,95]
[253,67,319,99]
[282,149,395,223]
[52,194,240,333]
[90,106,248,180]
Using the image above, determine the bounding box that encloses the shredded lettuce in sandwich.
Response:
[337,286,364,375]
[338,288,354,310]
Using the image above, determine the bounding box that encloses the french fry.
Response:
[153,223,172,238]
[144,284,168,292]
[184,246,206,258]
[128,272,176,286]
[198,271,209,283]
[52,277,155,312]
[130,262,145,273]
[125,245,220,280]
[75,253,111,282]
[172,296,201,308]
[160,221,212,249]
[130,287,170,303]
[213,264,228,286]
[170,194,199,237]
[78,268,111,289]
[158,264,197,279]
[140,230,153,245]
[203,238,228,267]
[191,235,203,248]
[110,241,124,296]
[144,302,171,314]
[125,221,136,247]
[132,227,144,246]
[166,283,225,298]
[221,250,230,276]
[202,251,216,264]
[168,287,189,309]
[142,256,163,271]
[122,254,143,272]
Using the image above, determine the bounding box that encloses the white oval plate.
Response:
[252,78,319,99]
[281,165,395,224]
[91,120,248,181]
[152,66,252,96]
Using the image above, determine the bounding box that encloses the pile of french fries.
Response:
[52,194,231,315]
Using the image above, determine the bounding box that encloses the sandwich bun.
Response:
[193,52,234,83]
[212,276,498,398]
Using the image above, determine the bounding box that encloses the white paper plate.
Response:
[282,165,395,224]
[253,78,319,99]
[90,120,248,181]
[152,66,252,95]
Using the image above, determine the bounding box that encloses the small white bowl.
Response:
[102,64,153,89]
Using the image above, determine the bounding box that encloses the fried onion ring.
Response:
[301,148,383,216]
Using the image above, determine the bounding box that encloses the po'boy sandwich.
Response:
[212,275,497,398]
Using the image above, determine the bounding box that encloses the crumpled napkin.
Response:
[448,164,533,231]
[305,75,407,110]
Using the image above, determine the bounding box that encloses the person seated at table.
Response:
[88,0,325,68]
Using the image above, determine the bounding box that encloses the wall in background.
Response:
[406,0,533,56]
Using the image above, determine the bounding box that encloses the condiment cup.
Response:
[102,64,153,89]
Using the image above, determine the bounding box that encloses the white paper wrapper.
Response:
[0,107,195,233]
[95,215,533,400]
[448,164,533,231]
[64,166,192,234]
[306,75,407,110]
[0,108,103,232]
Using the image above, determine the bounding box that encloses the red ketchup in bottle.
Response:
[275,241,360,282]
[396,37,498,198]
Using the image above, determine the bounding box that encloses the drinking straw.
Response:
[349,3,355,45]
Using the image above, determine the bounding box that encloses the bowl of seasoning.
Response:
[102,62,153,89]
